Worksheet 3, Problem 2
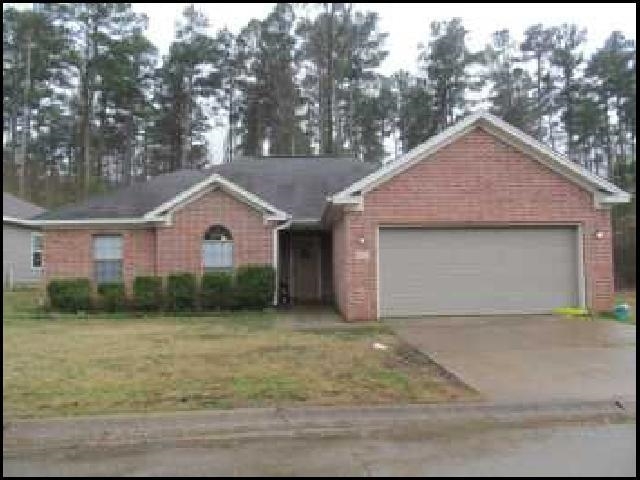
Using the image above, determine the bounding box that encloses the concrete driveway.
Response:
[386,315,636,402]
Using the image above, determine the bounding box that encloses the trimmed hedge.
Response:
[201,271,234,310]
[133,276,163,311]
[47,278,92,312]
[234,265,275,309]
[97,282,126,312]
[46,265,276,313]
[166,273,197,311]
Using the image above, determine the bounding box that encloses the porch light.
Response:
[359,236,365,244]
[594,230,605,239]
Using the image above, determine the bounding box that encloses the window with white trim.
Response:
[93,235,123,284]
[31,233,43,269]
[202,225,233,270]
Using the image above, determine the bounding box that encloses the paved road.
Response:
[388,315,636,402]
[4,421,635,476]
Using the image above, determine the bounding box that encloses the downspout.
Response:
[273,217,292,306]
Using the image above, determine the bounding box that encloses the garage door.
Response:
[379,227,581,317]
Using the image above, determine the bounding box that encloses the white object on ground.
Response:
[372,342,389,351]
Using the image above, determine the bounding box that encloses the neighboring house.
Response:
[3,192,46,288]
[33,112,630,320]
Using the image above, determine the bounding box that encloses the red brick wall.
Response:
[43,228,156,292]
[336,127,614,320]
[43,188,274,291]
[332,214,348,314]
[156,188,273,276]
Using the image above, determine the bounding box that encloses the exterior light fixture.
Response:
[594,230,605,239]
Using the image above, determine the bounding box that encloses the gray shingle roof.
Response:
[35,157,377,221]
[3,192,46,219]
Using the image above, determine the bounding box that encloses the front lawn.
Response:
[3,290,473,418]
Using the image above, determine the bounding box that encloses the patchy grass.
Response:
[3,286,47,317]
[3,310,473,419]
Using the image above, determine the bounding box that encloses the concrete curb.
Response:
[3,397,635,453]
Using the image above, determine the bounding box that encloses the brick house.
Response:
[32,113,630,320]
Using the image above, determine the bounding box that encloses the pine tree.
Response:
[550,24,587,158]
[521,24,556,142]
[482,29,536,134]
[419,18,476,132]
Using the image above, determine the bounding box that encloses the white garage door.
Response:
[379,227,581,317]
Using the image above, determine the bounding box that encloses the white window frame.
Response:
[93,234,124,284]
[202,239,234,271]
[202,225,234,271]
[31,232,43,270]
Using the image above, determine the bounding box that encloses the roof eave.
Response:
[28,217,169,227]
[598,192,632,205]
[3,215,41,228]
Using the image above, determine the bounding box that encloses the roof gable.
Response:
[330,112,630,207]
[144,173,288,221]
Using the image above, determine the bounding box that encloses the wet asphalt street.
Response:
[4,421,635,477]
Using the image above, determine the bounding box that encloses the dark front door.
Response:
[291,235,321,302]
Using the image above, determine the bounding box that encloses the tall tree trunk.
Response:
[123,113,133,185]
[179,75,191,169]
[81,22,92,197]
[548,116,556,151]
[82,81,92,195]
[325,3,334,154]
[616,96,626,187]
[18,29,32,198]
[142,120,148,179]
[536,53,543,140]
[228,76,234,162]
[604,115,614,181]
[11,61,19,178]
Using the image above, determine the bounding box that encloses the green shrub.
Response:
[201,271,234,310]
[166,273,197,311]
[97,282,126,312]
[47,278,92,312]
[133,276,163,311]
[234,265,275,309]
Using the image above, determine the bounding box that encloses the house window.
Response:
[93,235,123,284]
[31,233,43,269]
[202,225,233,270]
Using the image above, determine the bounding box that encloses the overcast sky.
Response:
[132,2,636,75]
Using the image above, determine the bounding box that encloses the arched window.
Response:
[202,225,233,270]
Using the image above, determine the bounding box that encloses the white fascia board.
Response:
[215,175,289,219]
[329,195,361,205]
[291,218,321,223]
[598,192,632,204]
[28,217,167,227]
[144,173,289,220]
[329,111,630,205]
[143,174,217,219]
[3,215,41,228]
[265,213,290,221]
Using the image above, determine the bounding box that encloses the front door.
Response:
[292,235,320,302]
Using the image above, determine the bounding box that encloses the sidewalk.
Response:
[4,397,635,453]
